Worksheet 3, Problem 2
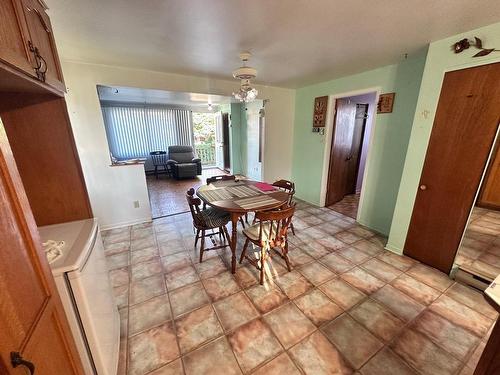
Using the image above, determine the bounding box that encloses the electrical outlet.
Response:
[133,200,140,208]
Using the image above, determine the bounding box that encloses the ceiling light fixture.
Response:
[232,52,258,103]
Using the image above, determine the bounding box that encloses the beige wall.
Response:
[61,61,295,228]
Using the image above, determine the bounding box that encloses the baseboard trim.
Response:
[100,216,152,231]
[384,242,404,255]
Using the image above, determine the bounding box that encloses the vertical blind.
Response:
[101,104,193,159]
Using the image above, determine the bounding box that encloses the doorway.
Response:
[214,112,231,171]
[325,92,377,219]
[404,62,500,277]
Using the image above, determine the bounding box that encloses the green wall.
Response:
[388,22,500,253]
[228,103,246,175]
[291,52,427,235]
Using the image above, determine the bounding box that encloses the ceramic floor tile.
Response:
[263,302,316,349]
[429,295,494,337]
[251,353,301,375]
[391,274,441,305]
[128,322,180,375]
[349,299,404,342]
[129,294,172,336]
[106,252,129,270]
[411,310,480,359]
[360,348,417,375]
[148,358,184,374]
[319,252,355,274]
[202,271,241,302]
[336,247,372,265]
[175,304,223,353]
[352,239,383,256]
[159,239,186,257]
[194,256,227,279]
[227,318,282,372]
[131,246,160,264]
[234,265,260,289]
[322,314,383,369]
[130,258,163,281]
[391,329,462,375]
[104,241,130,256]
[466,340,485,370]
[316,236,347,251]
[245,282,289,314]
[349,226,375,239]
[319,278,366,310]
[109,267,129,287]
[340,267,385,295]
[273,270,313,299]
[131,237,157,252]
[169,282,210,318]
[371,284,425,321]
[129,274,166,306]
[161,253,192,273]
[299,261,336,286]
[360,258,402,283]
[213,291,259,332]
[183,337,242,375]
[406,264,454,292]
[294,289,343,326]
[444,282,498,320]
[165,264,200,291]
[376,252,417,271]
[335,230,363,244]
[300,242,330,259]
[113,285,129,309]
[289,331,353,375]
[287,248,315,267]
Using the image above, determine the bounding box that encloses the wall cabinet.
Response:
[0,0,64,93]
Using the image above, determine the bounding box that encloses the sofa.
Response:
[167,145,202,179]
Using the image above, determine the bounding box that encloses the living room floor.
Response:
[455,206,500,281]
[102,201,497,375]
[328,193,360,219]
[146,168,230,218]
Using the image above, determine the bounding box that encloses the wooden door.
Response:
[477,140,500,210]
[325,98,357,206]
[0,0,34,76]
[345,104,368,195]
[20,0,65,91]
[404,63,500,273]
[0,123,84,374]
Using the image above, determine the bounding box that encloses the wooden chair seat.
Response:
[243,222,278,241]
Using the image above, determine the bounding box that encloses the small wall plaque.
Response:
[313,96,328,127]
[377,93,395,113]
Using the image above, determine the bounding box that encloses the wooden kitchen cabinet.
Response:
[0,0,65,93]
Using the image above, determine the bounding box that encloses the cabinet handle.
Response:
[419,184,427,191]
[26,6,51,33]
[27,41,47,82]
[10,352,35,374]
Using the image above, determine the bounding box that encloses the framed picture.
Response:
[313,96,328,127]
[377,93,395,113]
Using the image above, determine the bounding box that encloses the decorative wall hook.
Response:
[453,37,499,57]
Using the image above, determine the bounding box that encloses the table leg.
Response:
[230,213,239,274]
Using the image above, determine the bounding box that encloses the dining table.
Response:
[196,179,291,274]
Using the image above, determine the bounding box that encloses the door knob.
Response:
[10,352,35,374]
[419,185,427,191]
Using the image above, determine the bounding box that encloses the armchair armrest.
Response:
[192,158,201,163]
[166,159,178,165]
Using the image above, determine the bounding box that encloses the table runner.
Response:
[234,195,281,210]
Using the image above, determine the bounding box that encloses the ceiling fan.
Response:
[232,52,258,103]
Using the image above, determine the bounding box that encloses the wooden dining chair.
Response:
[186,188,231,263]
[272,179,296,235]
[206,174,248,227]
[239,203,296,284]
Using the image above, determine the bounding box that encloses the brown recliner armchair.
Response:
[167,146,202,179]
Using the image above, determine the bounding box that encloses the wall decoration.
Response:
[313,96,328,127]
[377,93,395,114]
[453,37,499,57]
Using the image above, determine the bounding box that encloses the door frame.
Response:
[319,87,381,222]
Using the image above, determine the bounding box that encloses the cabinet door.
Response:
[20,0,65,91]
[0,0,34,75]
[0,122,83,374]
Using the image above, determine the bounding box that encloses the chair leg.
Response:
[245,213,249,224]
[290,222,296,236]
[239,238,250,264]
[223,226,231,246]
[259,245,267,285]
[154,166,158,179]
[194,229,200,247]
[282,241,292,272]
[239,217,246,228]
[199,230,205,263]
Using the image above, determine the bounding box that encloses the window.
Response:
[101,104,193,159]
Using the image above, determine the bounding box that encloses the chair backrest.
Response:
[150,151,167,166]
[186,188,203,225]
[168,146,195,163]
[206,174,236,185]
[255,203,296,245]
[272,179,295,204]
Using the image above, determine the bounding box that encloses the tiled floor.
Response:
[146,168,229,218]
[455,206,500,281]
[102,201,497,375]
[328,193,360,219]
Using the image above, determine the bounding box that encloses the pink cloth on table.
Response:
[254,182,275,192]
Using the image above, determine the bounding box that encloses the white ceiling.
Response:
[97,85,233,108]
[47,0,500,88]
